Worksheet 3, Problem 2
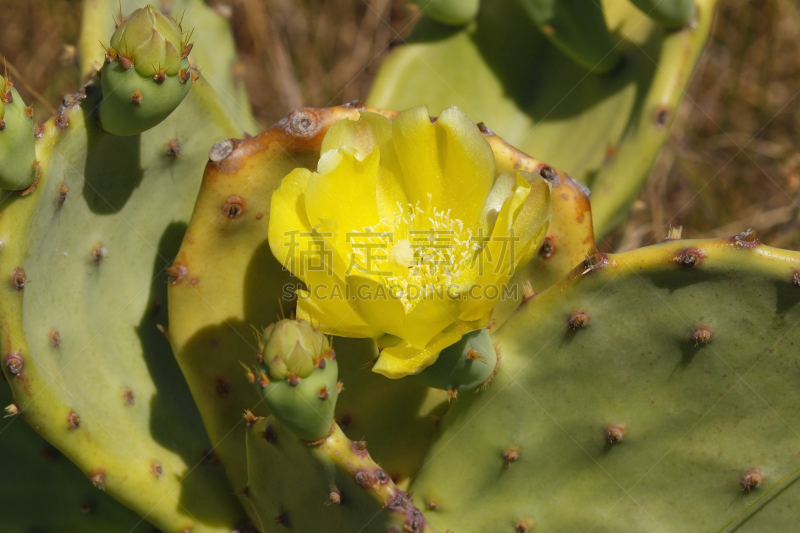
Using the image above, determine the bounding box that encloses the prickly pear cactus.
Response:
[0,2,258,529]
[368,0,718,236]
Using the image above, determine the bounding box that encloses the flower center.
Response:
[347,198,481,312]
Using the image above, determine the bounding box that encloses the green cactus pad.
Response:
[408,328,497,393]
[0,79,38,191]
[514,0,620,73]
[0,80,246,532]
[630,0,695,28]
[245,417,438,532]
[99,5,193,136]
[0,382,155,532]
[410,236,800,531]
[368,0,718,237]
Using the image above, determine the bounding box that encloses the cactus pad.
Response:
[0,80,246,532]
[410,236,800,531]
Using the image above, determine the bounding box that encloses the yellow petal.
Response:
[459,173,531,322]
[435,106,495,224]
[297,290,380,338]
[345,275,407,339]
[392,106,444,211]
[401,296,462,349]
[268,167,314,270]
[512,172,551,267]
[372,330,463,378]
[304,147,382,235]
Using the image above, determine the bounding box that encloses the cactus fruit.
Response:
[368,0,718,237]
[0,75,38,191]
[246,417,437,532]
[254,319,339,441]
[99,5,194,136]
[407,328,497,394]
[410,237,800,531]
[0,78,247,532]
[81,0,257,134]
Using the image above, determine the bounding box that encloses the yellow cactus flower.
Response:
[269,106,550,378]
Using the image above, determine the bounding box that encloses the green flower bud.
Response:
[256,319,338,441]
[99,5,194,136]
[407,329,497,394]
[0,76,38,191]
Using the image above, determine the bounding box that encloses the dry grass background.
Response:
[1,0,798,252]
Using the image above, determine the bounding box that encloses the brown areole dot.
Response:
[567,310,589,331]
[539,165,557,183]
[92,246,107,263]
[151,462,163,477]
[734,228,759,247]
[166,138,181,157]
[539,236,555,258]
[223,195,245,219]
[67,410,81,429]
[130,90,142,104]
[122,388,135,405]
[426,500,439,511]
[675,248,703,267]
[49,329,61,347]
[605,424,625,443]
[318,386,329,400]
[4,353,23,375]
[690,326,713,345]
[792,271,800,288]
[262,424,277,443]
[90,469,105,490]
[740,469,763,491]
[167,263,188,285]
[354,471,370,487]
[215,378,230,398]
[503,448,519,468]
[11,267,26,291]
[515,519,531,532]
[79,501,92,514]
[328,489,341,505]
[153,71,166,84]
[654,106,671,129]
[59,182,69,204]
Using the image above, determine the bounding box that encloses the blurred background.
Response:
[1,0,798,252]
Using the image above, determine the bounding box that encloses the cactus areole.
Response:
[268,106,551,378]
[99,5,194,136]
